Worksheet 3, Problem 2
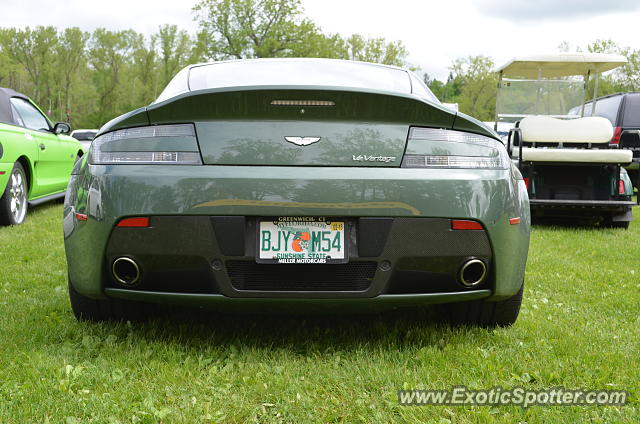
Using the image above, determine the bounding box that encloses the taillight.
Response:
[401,128,508,170]
[611,126,622,145]
[523,178,530,190]
[451,220,484,230]
[89,124,202,165]
[117,217,150,227]
[619,180,625,195]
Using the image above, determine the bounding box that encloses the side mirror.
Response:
[54,122,71,135]
[620,130,640,148]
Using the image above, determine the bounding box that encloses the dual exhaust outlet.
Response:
[112,255,486,288]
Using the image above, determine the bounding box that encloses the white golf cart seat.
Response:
[513,116,633,164]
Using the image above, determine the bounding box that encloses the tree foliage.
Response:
[425,56,496,121]
[0,2,637,131]
[192,0,409,65]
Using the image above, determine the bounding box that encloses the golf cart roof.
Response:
[496,53,627,78]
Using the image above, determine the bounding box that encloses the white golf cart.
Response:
[493,53,635,228]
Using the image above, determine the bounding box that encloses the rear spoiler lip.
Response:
[147,84,447,110]
[99,85,498,144]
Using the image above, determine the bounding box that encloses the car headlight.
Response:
[89,124,202,165]
[401,127,508,169]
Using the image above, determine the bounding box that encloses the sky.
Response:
[2,0,640,80]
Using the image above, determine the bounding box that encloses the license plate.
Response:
[257,217,346,264]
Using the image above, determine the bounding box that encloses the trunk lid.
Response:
[146,87,457,167]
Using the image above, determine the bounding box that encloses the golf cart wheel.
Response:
[68,278,155,322]
[0,162,28,226]
[602,217,630,229]
[440,283,524,327]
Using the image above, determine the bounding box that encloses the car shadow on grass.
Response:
[108,304,497,353]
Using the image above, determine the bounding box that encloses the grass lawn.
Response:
[0,203,638,423]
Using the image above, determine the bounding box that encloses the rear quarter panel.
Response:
[0,123,37,196]
[65,164,529,300]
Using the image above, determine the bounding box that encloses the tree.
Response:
[88,29,137,126]
[192,0,410,66]
[0,26,58,106]
[587,39,640,93]
[157,25,193,87]
[193,0,315,59]
[449,55,497,120]
[343,34,408,67]
[55,28,89,120]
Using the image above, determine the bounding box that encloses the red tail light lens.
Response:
[117,217,150,228]
[619,180,625,195]
[75,213,88,221]
[523,178,530,190]
[451,220,484,230]
[611,126,622,145]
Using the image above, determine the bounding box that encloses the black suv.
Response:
[571,92,640,186]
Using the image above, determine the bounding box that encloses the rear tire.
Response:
[68,279,154,322]
[440,283,524,327]
[602,218,630,229]
[0,162,28,226]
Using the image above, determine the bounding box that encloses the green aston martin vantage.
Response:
[64,59,530,326]
[0,88,83,226]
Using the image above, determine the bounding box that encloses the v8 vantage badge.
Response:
[257,217,347,264]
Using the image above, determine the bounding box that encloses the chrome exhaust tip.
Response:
[458,258,487,287]
[112,257,141,286]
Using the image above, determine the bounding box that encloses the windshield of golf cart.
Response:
[494,53,627,125]
[496,78,585,124]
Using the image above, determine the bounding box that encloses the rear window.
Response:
[189,59,411,94]
[155,59,423,104]
[622,94,640,127]
[593,95,622,125]
[72,131,97,141]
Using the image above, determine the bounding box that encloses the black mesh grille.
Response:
[226,261,377,291]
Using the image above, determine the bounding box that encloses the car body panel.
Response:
[65,164,529,302]
[0,88,83,202]
[65,60,530,313]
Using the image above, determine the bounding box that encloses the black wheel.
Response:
[602,218,630,229]
[0,162,28,226]
[68,278,155,322]
[440,283,524,327]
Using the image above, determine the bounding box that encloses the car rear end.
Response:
[64,60,529,315]
[617,93,640,195]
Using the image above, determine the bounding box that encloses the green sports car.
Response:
[64,59,530,326]
[0,88,83,225]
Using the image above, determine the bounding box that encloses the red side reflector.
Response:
[523,178,530,190]
[611,126,622,145]
[509,217,521,225]
[75,213,88,221]
[451,220,483,230]
[117,217,150,228]
[0,171,6,175]
[618,180,625,195]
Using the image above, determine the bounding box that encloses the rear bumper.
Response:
[530,199,635,209]
[64,165,530,304]
[104,288,492,313]
[100,216,494,300]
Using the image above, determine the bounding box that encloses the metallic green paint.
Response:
[65,70,529,310]
[65,164,529,301]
